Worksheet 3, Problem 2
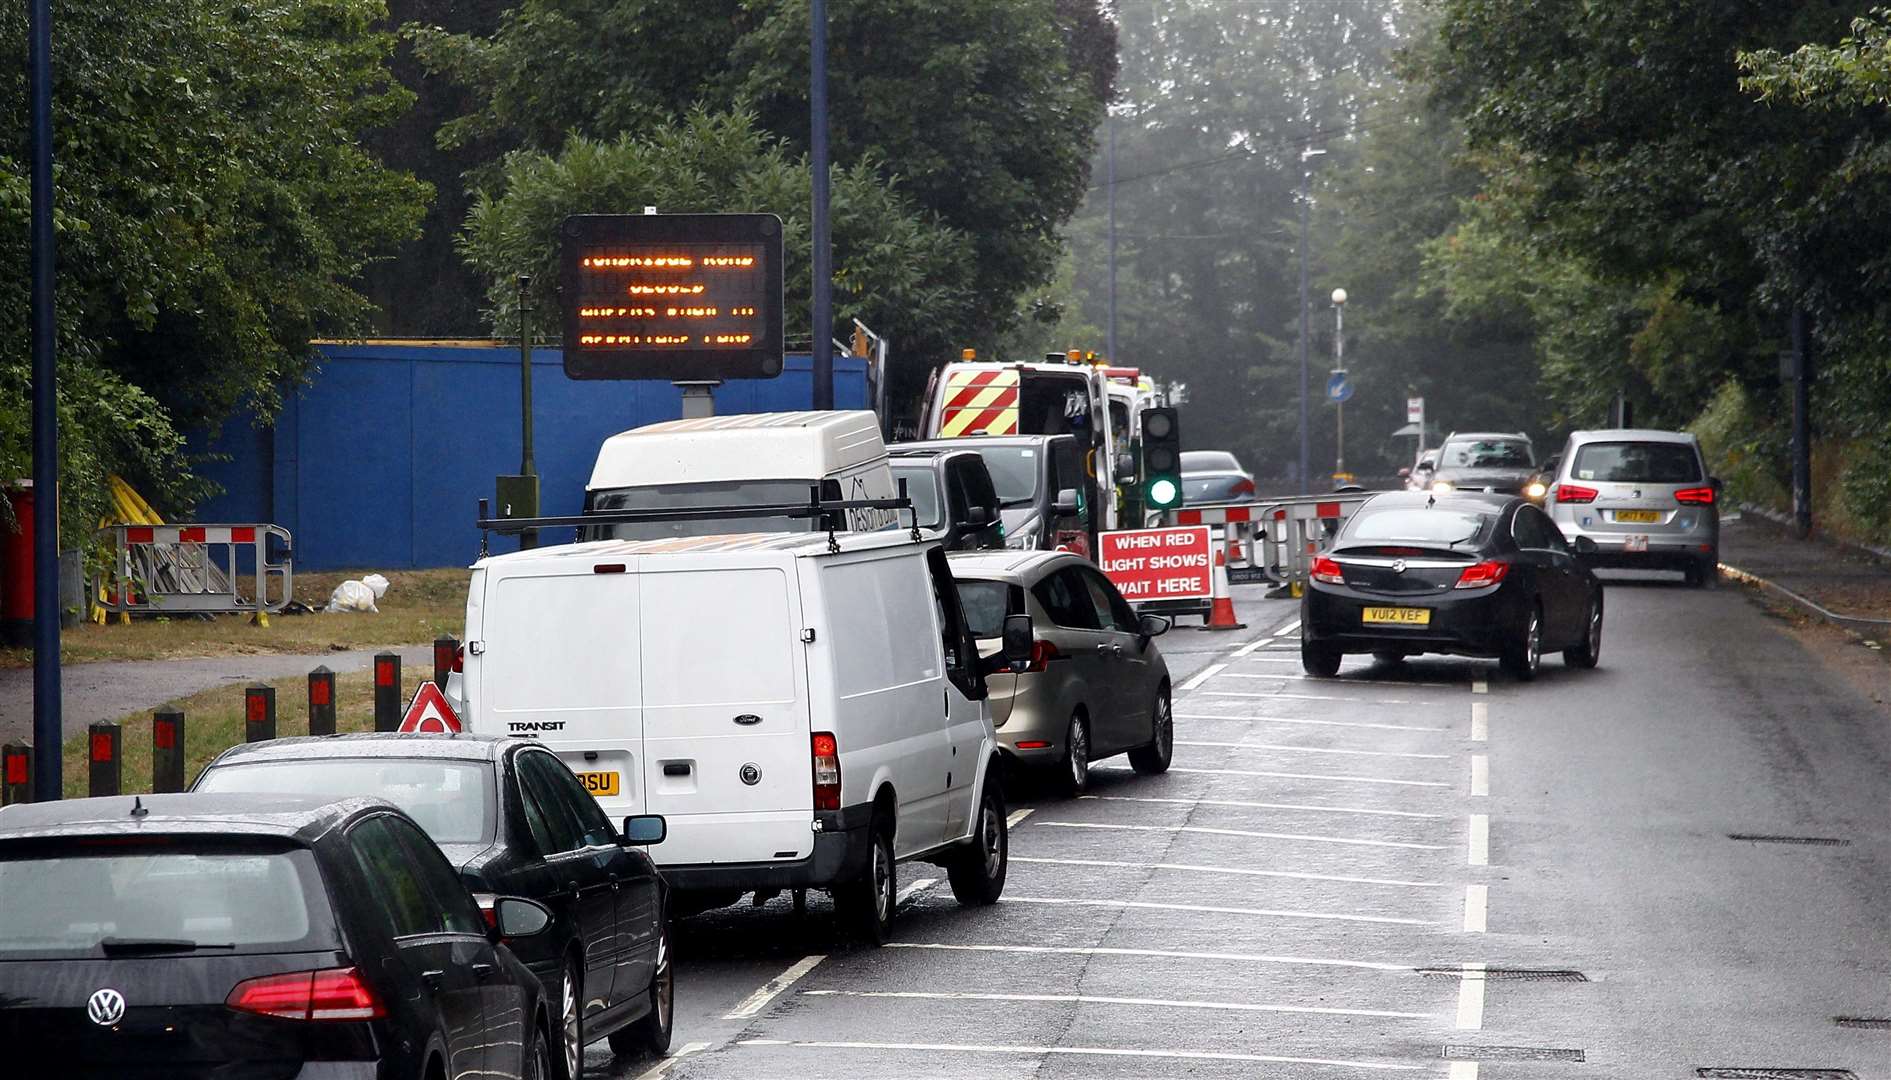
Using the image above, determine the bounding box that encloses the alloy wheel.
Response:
[872,836,892,923]
[1526,610,1541,671]
[981,799,1003,880]
[652,927,672,1036]
[560,960,581,1080]
[1068,718,1089,789]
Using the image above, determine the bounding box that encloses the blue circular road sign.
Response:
[1326,371,1354,403]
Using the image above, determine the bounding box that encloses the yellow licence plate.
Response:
[1362,607,1431,626]
[577,771,620,797]
[1615,509,1662,523]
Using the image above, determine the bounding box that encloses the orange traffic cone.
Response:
[1205,547,1246,631]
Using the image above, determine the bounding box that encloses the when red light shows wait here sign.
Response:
[560,213,784,380]
[1099,527,1214,601]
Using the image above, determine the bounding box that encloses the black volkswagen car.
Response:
[0,792,558,1079]
[1300,491,1604,680]
[195,734,672,1078]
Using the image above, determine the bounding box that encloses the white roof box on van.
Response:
[588,410,888,490]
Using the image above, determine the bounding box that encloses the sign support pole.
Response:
[810,0,834,410]
[516,274,538,550]
[29,0,61,801]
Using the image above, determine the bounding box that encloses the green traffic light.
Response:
[1148,477,1180,508]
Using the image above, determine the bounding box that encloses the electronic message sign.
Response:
[560,213,785,380]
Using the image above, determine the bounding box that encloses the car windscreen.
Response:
[1344,508,1493,548]
[954,579,1015,639]
[1184,475,1240,500]
[975,447,1041,505]
[196,759,495,845]
[1181,450,1240,473]
[1438,439,1533,470]
[1570,441,1703,484]
[588,479,820,537]
[0,842,334,959]
[890,465,945,527]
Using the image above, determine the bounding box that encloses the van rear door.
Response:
[479,566,645,817]
[638,564,814,866]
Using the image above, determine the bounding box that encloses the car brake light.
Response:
[227,967,384,1022]
[473,892,498,930]
[1454,561,1511,590]
[1026,640,1059,673]
[1674,486,1715,505]
[1309,556,1345,585]
[1555,484,1598,504]
[811,732,841,812]
[1231,477,1256,497]
[453,645,464,674]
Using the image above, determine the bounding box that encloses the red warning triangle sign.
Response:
[399,682,463,734]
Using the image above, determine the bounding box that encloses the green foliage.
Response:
[1691,380,1788,511]
[460,110,977,367]
[1741,8,1891,109]
[0,0,428,543]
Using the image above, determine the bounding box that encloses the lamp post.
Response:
[1295,145,1326,494]
[29,0,61,800]
[810,0,833,410]
[1331,287,1347,482]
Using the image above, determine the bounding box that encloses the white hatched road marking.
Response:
[886,941,1415,973]
[1463,884,1488,932]
[1177,738,1450,760]
[1221,672,1464,690]
[1471,701,1488,740]
[1093,764,1452,788]
[1081,793,1446,819]
[1469,814,1490,866]
[1472,678,1488,694]
[734,1038,1427,1071]
[1456,963,1487,1029]
[801,989,1438,1021]
[897,877,937,906]
[1178,662,1227,691]
[1002,895,1434,926]
[632,1040,709,1080]
[1006,807,1034,828]
[1036,820,1449,850]
[1471,754,1489,796]
[1010,855,1450,889]
[1176,711,1449,733]
[1198,689,1416,705]
[1450,1062,1481,1080]
[723,954,826,1020]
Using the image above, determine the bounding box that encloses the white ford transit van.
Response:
[584,410,901,536]
[459,526,1023,942]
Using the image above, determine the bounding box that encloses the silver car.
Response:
[1546,428,1720,586]
[949,551,1173,796]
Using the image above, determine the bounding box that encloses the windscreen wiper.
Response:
[100,937,236,955]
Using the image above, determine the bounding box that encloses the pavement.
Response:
[571,567,1891,1079]
[1721,510,1891,626]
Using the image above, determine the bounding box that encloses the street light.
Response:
[1295,145,1327,494]
[1331,288,1348,483]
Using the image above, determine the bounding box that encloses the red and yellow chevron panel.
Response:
[938,367,1020,437]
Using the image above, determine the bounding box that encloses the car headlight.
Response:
[1431,480,1455,495]
[1524,481,1548,500]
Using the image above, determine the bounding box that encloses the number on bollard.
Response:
[1,744,29,805]
[373,653,402,732]
[89,723,122,798]
[308,666,337,737]
[245,685,277,743]
[152,709,186,793]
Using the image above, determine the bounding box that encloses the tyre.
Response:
[1685,558,1715,588]
[554,957,582,1080]
[1054,714,1090,797]
[947,780,1008,906]
[523,1020,555,1080]
[1127,689,1173,775]
[1563,598,1603,670]
[1501,602,1542,681]
[608,916,673,1058]
[1301,638,1341,677]
[1371,650,1407,664]
[835,816,896,945]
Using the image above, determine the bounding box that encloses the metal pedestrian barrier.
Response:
[97,523,293,620]
[1165,493,1377,592]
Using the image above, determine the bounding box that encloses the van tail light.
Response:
[227,967,385,1021]
[1555,484,1598,504]
[1309,556,1345,585]
[1674,486,1715,506]
[473,892,498,930]
[1026,640,1059,673]
[1454,561,1511,590]
[1231,477,1256,498]
[811,732,841,812]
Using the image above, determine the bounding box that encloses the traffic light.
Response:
[1141,407,1182,511]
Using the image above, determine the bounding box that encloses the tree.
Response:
[0,0,428,539]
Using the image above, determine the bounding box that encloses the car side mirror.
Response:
[1397,467,1411,479]
[1001,613,1035,673]
[1573,535,1599,556]
[1053,488,1079,515]
[1137,613,1172,639]
[1710,476,1724,491]
[492,896,552,941]
[621,814,666,845]
[967,504,995,527]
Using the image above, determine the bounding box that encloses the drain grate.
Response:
[1697,1071,1857,1079]
[1444,1045,1585,1062]
[1727,833,1850,847]
[1416,967,1589,982]
[1835,1017,1891,1029]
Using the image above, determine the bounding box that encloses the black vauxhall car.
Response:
[1300,491,1604,680]
[0,792,558,1080]
[194,734,673,1078]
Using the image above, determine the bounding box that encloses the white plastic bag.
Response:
[361,573,390,599]
[324,579,379,614]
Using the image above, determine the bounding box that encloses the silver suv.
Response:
[1546,429,1719,586]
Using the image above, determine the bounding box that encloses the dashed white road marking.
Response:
[1177,738,1450,760]
[1472,678,1488,694]
[1274,618,1301,636]
[1232,636,1278,657]
[1471,754,1489,796]
[1002,895,1433,926]
[896,877,937,906]
[632,1040,709,1080]
[1468,814,1490,866]
[1010,855,1450,889]
[1231,654,1302,663]
[723,954,826,1020]
[1220,672,1462,690]
[1456,963,1487,1029]
[1471,701,1488,741]
[734,1038,1426,1071]
[1036,820,1448,850]
[1199,689,1416,705]
[1082,793,1446,819]
[1175,711,1449,733]
[1093,764,1452,789]
[1178,663,1227,692]
[1450,1062,1480,1080]
[802,988,1437,1020]
[1006,807,1034,828]
[887,941,1415,973]
[1463,884,1488,933]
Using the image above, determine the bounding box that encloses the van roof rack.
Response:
[475,482,921,557]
